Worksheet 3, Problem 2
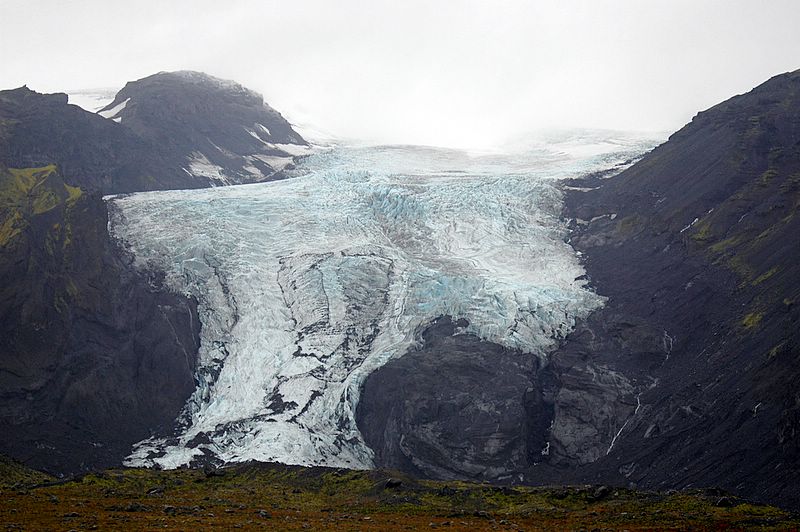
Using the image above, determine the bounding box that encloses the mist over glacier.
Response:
[108,132,660,469]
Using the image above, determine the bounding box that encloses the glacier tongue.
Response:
[109,140,653,470]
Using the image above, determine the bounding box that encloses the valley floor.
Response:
[1,462,797,531]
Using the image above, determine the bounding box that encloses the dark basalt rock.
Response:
[357,317,554,481]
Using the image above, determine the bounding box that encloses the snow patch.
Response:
[207,139,236,158]
[562,185,598,192]
[540,442,550,456]
[266,143,314,157]
[187,152,231,184]
[256,123,271,137]
[99,97,130,119]
[680,217,700,233]
[242,164,264,177]
[246,129,262,142]
[67,89,117,112]
[250,154,293,172]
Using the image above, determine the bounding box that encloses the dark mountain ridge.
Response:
[0,71,307,194]
[0,87,194,193]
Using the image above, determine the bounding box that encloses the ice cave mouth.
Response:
[108,138,657,470]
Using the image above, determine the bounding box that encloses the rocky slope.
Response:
[0,72,307,474]
[98,71,308,185]
[553,68,800,508]
[357,69,800,509]
[358,317,552,481]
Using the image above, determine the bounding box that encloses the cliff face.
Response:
[358,317,552,481]
[357,70,800,508]
[0,165,201,472]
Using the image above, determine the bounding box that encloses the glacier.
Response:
[108,134,660,470]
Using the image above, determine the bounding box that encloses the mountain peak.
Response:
[97,70,308,184]
[132,70,265,105]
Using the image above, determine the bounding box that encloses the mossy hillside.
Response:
[0,165,84,248]
[615,213,646,236]
[671,75,800,292]
[683,127,800,335]
[687,157,799,280]
[0,455,53,488]
[0,210,22,247]
[0,165,94,326]
[1,462,797,531]
[0,165,98,429]
[619,140,798,333]
[0,165,54,202]
[742,312,764,329]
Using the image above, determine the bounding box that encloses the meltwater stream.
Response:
[109,134,658,469]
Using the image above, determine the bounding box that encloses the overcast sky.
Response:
[2,0,799,148]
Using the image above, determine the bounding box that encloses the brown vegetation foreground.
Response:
[1,458,798,531]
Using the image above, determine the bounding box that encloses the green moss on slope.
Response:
[0,454,53,488]
[742,312,764,330]
[0,463,797,530]
[0,165,85,248]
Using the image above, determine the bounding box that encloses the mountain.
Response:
[0,72,307,473]
[1,72,308,194]
[358,69,800,508]
[98,71,309,185]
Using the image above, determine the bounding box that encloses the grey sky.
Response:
[2,0,799,149]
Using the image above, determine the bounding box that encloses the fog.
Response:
[2,0,799,149]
